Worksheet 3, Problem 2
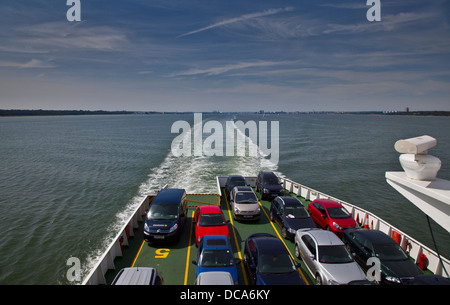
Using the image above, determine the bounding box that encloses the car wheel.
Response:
[315,274,323,285]
[295,244,301,259]
[345,243,353,255]
[281,227,287,239]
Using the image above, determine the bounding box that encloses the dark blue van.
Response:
[143,189,187,243]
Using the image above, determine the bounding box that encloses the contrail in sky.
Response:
[177,7,294,38]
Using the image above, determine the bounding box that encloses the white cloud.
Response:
[0,58,55,68]
[170,60,296,77]
[177,7,294,37]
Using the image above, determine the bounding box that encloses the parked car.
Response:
[403,274,450,285]
[111,267,163,285]
[194,271,235,285]
[143,188,188,243]
[230,186,260,221]
[342,228,423,284]
[192,235,240,284]
[224,175,248,200]
[244,233,305,285]
[294,228,367,285]
[307,199,358,236]
[256,171,284,200]
[194,205,230,246]
[270,196,316,239]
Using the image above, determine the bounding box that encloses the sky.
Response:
[0,0,449,112]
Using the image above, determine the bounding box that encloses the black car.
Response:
[224,175,248,199]
[143,189,188,243]
[270,196,316,240]
[256,171,284,200]
[244,233,305,285]
[343,228,423,284]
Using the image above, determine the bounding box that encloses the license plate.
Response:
[154,235,165,239]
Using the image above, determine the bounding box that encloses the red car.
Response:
[307,199,358,236]
[193,205,230,246]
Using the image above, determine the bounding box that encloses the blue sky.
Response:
[0,0,449,112]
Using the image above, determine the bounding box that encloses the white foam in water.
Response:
[81,116,282,283]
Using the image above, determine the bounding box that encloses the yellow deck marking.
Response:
[258,200,310,285]
[224,193,249,285]
[183,210,195,285]
[131,240,145,268]
[155,248,170,258]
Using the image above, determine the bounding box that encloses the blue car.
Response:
[193,235,239,284]
[244,233,306,285]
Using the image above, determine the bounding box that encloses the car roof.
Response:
[112,267,158,285]
[248,233,287,254]
[198,205,222,214]
[305,229,344,246]
[313,199,342,208]
[351,229,395,244]
[203,235,230,249]
[277,196,301,205]
[196,271,234,285]
[259,171,277,176]
[152,188,185,204]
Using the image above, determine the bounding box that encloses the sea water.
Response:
[0,113,449,284]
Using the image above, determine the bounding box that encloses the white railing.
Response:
[82,195,153,285]
[281,177,450,277]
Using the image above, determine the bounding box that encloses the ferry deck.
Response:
[103,186,316,285]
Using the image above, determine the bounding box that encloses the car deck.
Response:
[104,190,316,285]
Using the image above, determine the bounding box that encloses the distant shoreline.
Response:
[1,109,449,117]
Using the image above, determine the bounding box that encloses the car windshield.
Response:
[258,253,296,274]
[327,207,351,219]
[262,176,279,185]
[318,245,353,264]
[235,192,258,203]
[198,213,226,226]
[148,204,178,220]
[373,243,409,261]
[199,249,235,267]
[285,205,309,219]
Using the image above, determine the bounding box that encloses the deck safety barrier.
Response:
[280,177,450,277]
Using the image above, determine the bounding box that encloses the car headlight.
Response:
[234,207,240,213]
[256,206,260,213]
[385,276,401,284]
[169,223,178,233]
[327,279,340,285]
[333,222,343,230]
[288,228,296,234]
[263,188,269,193]
[144,222,149,232]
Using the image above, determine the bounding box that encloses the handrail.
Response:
[280,177,450,277]
[81,195,152,285]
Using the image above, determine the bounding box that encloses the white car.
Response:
[294,228,367,285]
[230,186,260,221]
[194,271,235,285]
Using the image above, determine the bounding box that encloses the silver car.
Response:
[230,186,260,221]
[194,271,235,285]
[294,228,367,285]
